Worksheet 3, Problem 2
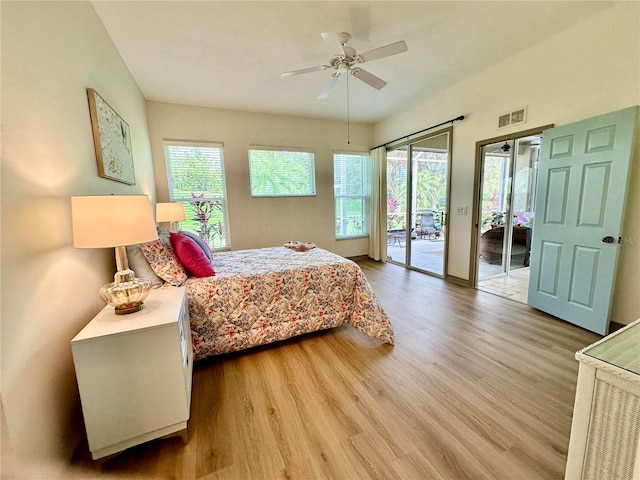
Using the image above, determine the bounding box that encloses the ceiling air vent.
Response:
[498,107,527,128]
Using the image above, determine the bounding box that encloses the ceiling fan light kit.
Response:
[281,31,407,100]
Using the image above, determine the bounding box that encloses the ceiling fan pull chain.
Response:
[347,70,351,145]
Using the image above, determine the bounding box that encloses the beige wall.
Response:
[1,1,156,476]
[1,1,638,476]
[146,102,373,258]
[374,3,640,324]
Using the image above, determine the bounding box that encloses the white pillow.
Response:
[126,244,164,287]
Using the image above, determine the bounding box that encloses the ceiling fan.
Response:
[281,32,407,99]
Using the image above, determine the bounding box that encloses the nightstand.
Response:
[71,286,193,460]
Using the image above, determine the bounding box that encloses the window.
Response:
[248,147,315,196]
[164,141,229,249]
[334,152,371,239]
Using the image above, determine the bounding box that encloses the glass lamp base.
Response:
[114,302,145,315]
[99,269,151,315]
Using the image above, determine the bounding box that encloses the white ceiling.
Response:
[92,1,613,124]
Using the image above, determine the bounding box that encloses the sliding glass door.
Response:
[386,129,450,277]
[477,136,539,279]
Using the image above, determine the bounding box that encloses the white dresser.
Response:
[565,318,640,480]
[71,287,193,460]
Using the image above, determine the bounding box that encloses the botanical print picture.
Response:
[87,88,136,185]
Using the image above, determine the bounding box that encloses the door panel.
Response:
[478,136,539,280]
[409,134,449,276]
[568,246,598,308]
[477,145,512,277]
[538,241,562,296]
[544,167,569,224]
[578,162,610,226]
[528,106,638,335]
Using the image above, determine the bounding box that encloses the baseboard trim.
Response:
[609,321,625,333]
[446,275,471,287]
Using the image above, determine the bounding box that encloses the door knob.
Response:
[602,236,615,244]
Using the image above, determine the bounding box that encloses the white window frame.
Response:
[333,151,371,239]
[248,146,316,197]
[163,140,230,249]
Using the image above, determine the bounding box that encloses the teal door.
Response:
[528,106,638,335]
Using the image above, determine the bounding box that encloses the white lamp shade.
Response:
[156,202,186,223]
[71,195,159,248]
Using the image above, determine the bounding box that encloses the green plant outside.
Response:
[166,144,228,248]
[249,149,315,196]
[386,149,447,231]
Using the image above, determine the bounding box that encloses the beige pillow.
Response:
[126,244,164,287]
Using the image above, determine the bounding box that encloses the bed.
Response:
[140,242,394,361]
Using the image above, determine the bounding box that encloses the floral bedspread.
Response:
[182,246,394,360]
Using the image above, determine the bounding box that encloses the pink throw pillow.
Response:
[170,232,215,277]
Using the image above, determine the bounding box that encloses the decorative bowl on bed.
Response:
[284,241,315,252]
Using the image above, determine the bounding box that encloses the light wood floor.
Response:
[67,259,600,479]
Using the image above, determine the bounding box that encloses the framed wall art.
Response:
[87,88,136,185]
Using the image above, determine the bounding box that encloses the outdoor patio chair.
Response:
[418,210,442,241]
[387,229,405,247]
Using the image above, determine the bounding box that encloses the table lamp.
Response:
[71,195,159,315]
[156,202,186,232]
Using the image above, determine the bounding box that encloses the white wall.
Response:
[374,3,640,324]
[147,102,373,258]
[1,2,156,476]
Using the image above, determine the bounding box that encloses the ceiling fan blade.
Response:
[318,72,340,99]
[321,32,347,57]
[357,40,407,63]
[351,68,387,90]
[281,65,328,77]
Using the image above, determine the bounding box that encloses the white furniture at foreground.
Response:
[72,287,192,460]
[565,318,640,480]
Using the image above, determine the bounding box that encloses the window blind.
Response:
[334,152,371,238]
[248,147,316,197]
[163,141,228,248]
[164,142,226,200]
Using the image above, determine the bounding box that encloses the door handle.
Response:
[602,236,617,244]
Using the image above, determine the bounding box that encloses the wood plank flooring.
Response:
[67,259,601,479]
